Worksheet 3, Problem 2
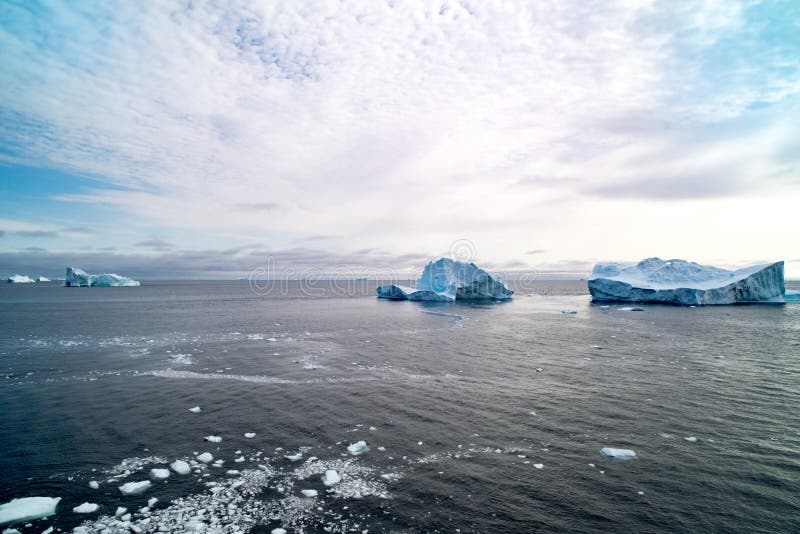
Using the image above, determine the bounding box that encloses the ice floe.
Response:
[88,480,99,489]
[347,441,369,456]
[300,489,318,498]
[600,447,636,459]
[321,470,341,486]
[0,496,60,525]
[150,468,171,479]
[171,460,191,475]
[204,435,222,443]
[244,432,256,438]
[196,452,214,463]
[188,406,202,413]
[119,480,152,495]
[73,502,99,514]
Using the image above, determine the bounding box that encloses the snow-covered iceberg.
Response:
[588,258,784,306]
[6,275,34,284]
[65,267,140,287]
[35,276,51,282]
[377,258,513,302]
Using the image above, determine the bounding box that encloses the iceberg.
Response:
[36,276,51,282]
[170,460,191,475]
[73,502,99,514]
[64,267,140,287]
[0,496,60,525]
[6,275,34,284]
[588,258,785,306]
[347,440,370,456]
[321,469,341,486]
[600,447,636,459]
[377,258,513,302]
[118,481,152,495]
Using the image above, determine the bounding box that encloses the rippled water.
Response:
[1,280,799,532]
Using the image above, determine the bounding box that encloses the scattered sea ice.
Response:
[119,481,152,495]
[170,460,191,475]
[204,435,222,443]
[600,447,636,459]
[347,441,369,456]
[0,496,61,525]
[244,432,256,438]
[196,452,214,464]
[73,502,98,514]
[300,489,318,498]
[188,406,202,413]
[321,470,341,486]
[150,468,170,479]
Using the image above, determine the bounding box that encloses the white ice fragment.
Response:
[684,437,698,442]
[188,406,202,413]
[88,480,99,489]
[600,447,636,459]
[300,489,318,498]
[170,460,191,475]
[321,470,341,486]
[150,468,170,479]
[115,507,127,517]
[347,441,369,456]
[119,481,152,495]
[0,496,61,525]
[73,502,98,514]
[244,433,256,438]
[533,463,544,469]
[284,453,303,462]
[271,529,287,534]
[147,497,158,507]
[196,453,214,464]
[204,435,222,443]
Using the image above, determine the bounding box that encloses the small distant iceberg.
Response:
[588,258,784,306]
[35,276,51,282]
[6,275,34,284]
[65,267,140,287]
[377,258,512,302]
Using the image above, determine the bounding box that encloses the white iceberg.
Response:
[36,276,51,282]
[321,469,341,486]
[118,480,152,495]
[377,258,513,302]
[600,447,636,459]
[73,502,99,514]
[244,432,256,438]
[170,460,191,475]
[150,468,170,479]
[196,452,214,463]
[188,406,202,413]
[0,496,60,525]
[64,267,140,287]
[347,441,369,456]
[300,489,318,498]
[588,258,785,306]
[6,275,34,284]
[204,435,222,443]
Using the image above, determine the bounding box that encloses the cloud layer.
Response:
[1,0,799,276]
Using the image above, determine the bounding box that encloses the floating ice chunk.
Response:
[88,480,99,489]
[533,463,544,469]
[588,258,785,305]
[196,452,214,463]
[284,453,303,462]
[244,432,256,438]
[377,258,513,301]
[6,275,34,284]
[684,437,698,443]
[150,468,170,479]
[65,267,140,287]
[600,447,636,459]
[300,489,318,498]
[72,502,98,514]
[271,529,287,534]
[0,496,60,525]
[119,481,152,495]
[347,441,369,456]
[188,406,202,413]
[147,497,158,507]
[170,354,193,365]
[204,435,222,443]
[321,470,341,486]
[170,460,191,475]
[115,507,127,517]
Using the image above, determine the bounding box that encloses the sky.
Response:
[1,0,799,279]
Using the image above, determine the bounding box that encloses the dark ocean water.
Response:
[1,280,799,533]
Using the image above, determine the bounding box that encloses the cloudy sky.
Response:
[1,0,799,278]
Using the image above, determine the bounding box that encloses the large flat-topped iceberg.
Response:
[588,258,784,305]
[65,267,140,287]
[377,258,513,301]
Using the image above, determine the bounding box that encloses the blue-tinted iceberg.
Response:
[6,275,34,283]
[377,258,513,302]
[65,267,140,287]
[588,258,784,305]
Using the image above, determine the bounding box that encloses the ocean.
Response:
[1,279,799,532]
